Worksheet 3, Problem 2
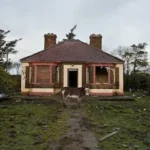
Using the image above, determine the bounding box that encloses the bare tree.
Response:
[11,62,21,75]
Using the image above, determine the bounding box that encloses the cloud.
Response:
[0,0,149,63]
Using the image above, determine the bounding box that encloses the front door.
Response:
[68,69,78,88]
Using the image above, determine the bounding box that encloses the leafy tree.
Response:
[130,43,148,74]
[63,25,77,40]
[0,66,18,93]
[0,30,21,70]
[129,43,148,89]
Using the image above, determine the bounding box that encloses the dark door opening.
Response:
[68,69,78,88]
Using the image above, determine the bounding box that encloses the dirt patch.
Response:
[56,99,100,150]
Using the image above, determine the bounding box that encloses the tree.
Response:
[63,25,77,40]
[112,46,132,75]
[130,43,148,89]
[130,43,148,74]
[0,66,18,93]
[11,62,21,75]
[0,30,21,71]
[111,46,133,90]
[112,43,149,91]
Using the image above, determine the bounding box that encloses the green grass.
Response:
[0,99,69,150]
[83,96,150,150]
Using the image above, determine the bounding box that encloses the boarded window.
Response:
[37,65,50,83]
[88,66,93,83]
[96,66,108,83]
[115,67,119,89]
[52,66,57,83]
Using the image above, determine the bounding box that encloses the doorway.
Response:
[68,69,78,88]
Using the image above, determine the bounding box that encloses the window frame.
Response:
[86,64,115,85]
[29,63,58,84]
[95,66,109,83]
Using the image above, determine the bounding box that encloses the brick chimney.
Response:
[89,34,102,50]
[44,33,57,49]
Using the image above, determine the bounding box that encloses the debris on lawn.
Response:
[98,130,120,142]
[122,144,128,148]
[134,144,139,149]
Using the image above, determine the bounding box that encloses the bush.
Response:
[0,66,19,93]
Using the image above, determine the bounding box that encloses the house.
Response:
[20,33,124,96]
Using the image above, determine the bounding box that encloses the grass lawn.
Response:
[0,99,69,150]
[83,94,150,150]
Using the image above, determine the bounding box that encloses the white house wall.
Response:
[63,64,82,88]
[21,63,29,93]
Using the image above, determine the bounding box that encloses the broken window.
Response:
[95,66,108,83]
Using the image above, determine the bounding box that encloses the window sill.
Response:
[30,83,55,85]
[88,83,112,85]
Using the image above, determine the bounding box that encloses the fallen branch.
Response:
[98,130,119,142]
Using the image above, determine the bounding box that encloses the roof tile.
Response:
[20,40,123,63]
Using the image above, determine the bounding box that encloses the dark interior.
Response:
[68,70,78,88]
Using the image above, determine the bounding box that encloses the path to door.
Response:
[55,101,100,150]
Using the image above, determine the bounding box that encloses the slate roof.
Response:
[20,40,123,63]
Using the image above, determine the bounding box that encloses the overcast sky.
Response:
[1,0,150,64]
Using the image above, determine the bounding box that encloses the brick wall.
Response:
[44,33,57,49]
[90,34,102,50]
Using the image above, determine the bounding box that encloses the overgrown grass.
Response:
[83,96,150,150]
[0,99,69,150]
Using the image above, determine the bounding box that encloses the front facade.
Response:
[20,33,124,96]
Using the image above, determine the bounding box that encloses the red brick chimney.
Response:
[44,33,57,49]
[89,34,102,50]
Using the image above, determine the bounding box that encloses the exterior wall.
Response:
[21,62,123,96]
[89,89,123,96]
[21,63,30,93]
[116,64,124,94]
[28,88,54,95]
[63,64,82,87]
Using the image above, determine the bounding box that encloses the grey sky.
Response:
[1,0,150,64]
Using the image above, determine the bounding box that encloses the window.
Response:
[37,65,50,83]
[29,64,59,84]
[96,66,108,83]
